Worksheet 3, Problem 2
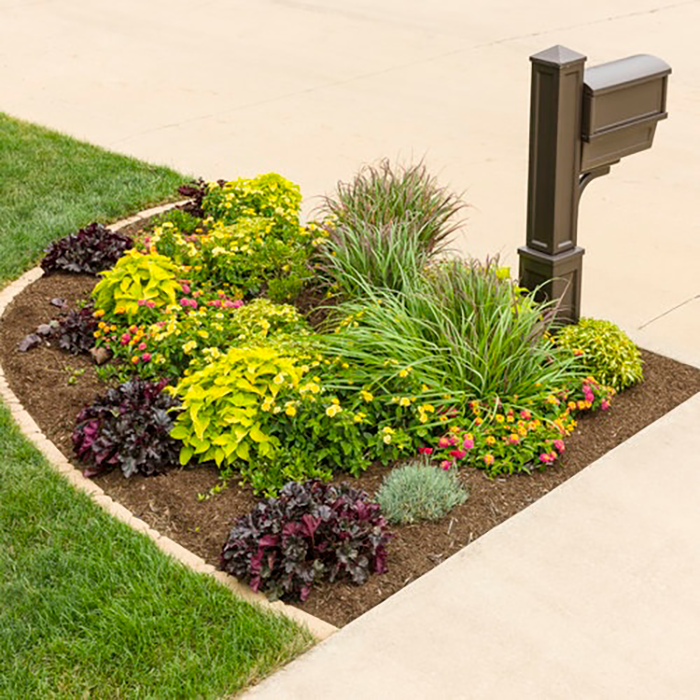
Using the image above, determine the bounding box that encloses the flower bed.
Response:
[3,163,700,626]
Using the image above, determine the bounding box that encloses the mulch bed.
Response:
[2,271,700,628]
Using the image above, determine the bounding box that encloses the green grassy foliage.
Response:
[0,406,311,698]
[318,160,465,297]
[323,259,582,408]
[0,113,185,284]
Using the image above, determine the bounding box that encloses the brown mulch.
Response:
[2,271,700,628]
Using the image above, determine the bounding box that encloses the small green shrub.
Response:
[556,318,643,391]
[192,217,313,300]
[92,250,182,320]
[377,460,467,525]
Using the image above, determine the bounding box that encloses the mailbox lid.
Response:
[582,54,671,139]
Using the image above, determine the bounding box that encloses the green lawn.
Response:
[0,114,183,284]
[0,113,312,698]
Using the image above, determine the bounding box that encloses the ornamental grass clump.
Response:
[320,221,430,297]
[377,461,467,525]
[317,160,465,296]
[319,159,465,256]
[220,479,390,602]
[323,258,582,408]
[556,318,643,391]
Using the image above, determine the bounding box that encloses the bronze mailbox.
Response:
[581,54,671,171]
[520,46,671,323]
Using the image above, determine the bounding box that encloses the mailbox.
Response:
[580,54,671,172]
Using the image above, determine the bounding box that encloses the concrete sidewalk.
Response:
[246,391,700,700]
[1,1,699,696]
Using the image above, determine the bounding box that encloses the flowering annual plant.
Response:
[202,173,302,231]
[425,377,614,476]
[94,291,310,381]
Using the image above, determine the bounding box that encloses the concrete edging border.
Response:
[0,200,337,642]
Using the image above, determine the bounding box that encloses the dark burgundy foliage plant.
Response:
[58,306,98,355]
[220,479,391,602]
[178,178,225,219]
[72,379,182,479]
[41,223,133,275]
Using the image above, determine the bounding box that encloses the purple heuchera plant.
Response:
[221,479,390,602]
[58,306,98,354]
[41,222,132,275]
[72,379,181,478]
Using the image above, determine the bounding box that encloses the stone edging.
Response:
[0,201,337,642]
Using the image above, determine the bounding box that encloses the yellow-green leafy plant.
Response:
[92,250,182,320]
[556,318,643,391]
[94,293,311,381]
[169,345,308,468]
[202,173,302,232]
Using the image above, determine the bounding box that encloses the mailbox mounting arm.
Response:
[578,162,619,198]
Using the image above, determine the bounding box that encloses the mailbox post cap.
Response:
[530,45,587,68]
[584,54,672,93]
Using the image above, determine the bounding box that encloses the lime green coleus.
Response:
[169,345,308,467]
[556,317,643,392]
[93,250,182,319]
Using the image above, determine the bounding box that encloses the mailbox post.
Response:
[518,46,671,323]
